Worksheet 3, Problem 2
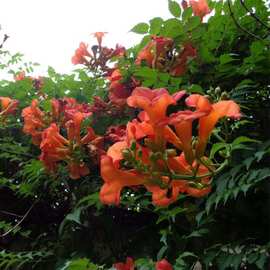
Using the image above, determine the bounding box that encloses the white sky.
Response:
[0,0,171,75]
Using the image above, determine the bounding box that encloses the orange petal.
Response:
[185,94,212,113]
[197,100,241,156]
[107,141,128,166]
[186,186,211,197]
[127,87,176,124]
[100,155,145,205]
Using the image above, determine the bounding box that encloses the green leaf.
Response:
[182,6,193,21]
[210,142,227,159]
[157,246,168,261]
[183,228,209,239]
[255,254,267,270]
[130,23,149,34]
[168,0,181,17]
[186,16,201,31]
[149,17,163,35]
[187,84,204,94]
[232,136,259,146]
[161,18,184,38]
[219,54,237,65]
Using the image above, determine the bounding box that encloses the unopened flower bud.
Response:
[137,148,143,158]
[150,152,162,162]
[130,140,137,151]
[166,149,177,157]
[192,140,198,149]
[122,149,131,159]
[214,87,221,95]
[220,91,229,100]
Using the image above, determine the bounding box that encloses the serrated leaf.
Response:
[168,0,181,17]
[130,23,149,34]
[186,16,201,31]
[149,17,163,35]
[182,6,193,21]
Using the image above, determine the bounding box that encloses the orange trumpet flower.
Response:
[127,87,185,124]
[0,97,19,117]
[187,94,241,156]
[22,100,46,145]
[92,32,107,47]
[100,155,146,205]
[189,0,211,20]
[71,42,92,65]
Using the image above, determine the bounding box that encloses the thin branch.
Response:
[0,34,9,49]
[0,210,23,218]
[227,0,263,41]
[0,202,36,238]
[239,0,270,31]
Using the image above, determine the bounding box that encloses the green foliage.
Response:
[168,0,181,18]
[58,258,102,270]
[131,23,149,34]
[203,242,270,270]
[206,141,270,213]
[0,220,31,237]
[0,250,53,270]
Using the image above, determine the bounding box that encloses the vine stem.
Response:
[227,0,263,41]
[239,0,270,31]
[163,159,229,181]
[0,202,36,238]
[0,210,23,218]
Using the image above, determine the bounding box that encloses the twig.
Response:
[227,0,263,41]
[0,210,23,218]
[0,34,9,49]
[0,202,36,238]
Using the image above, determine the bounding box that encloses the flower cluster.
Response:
[107,69,140,106]
[40,112,101,179]
[136,36,197,77]
[71,32,125,75]
[21,97,102,179]
[100,87,241,206]
[22,98,91,145]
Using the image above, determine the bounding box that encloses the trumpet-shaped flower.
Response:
[22,100,46,145]
[71,42,92,65]
[146,153,211,206]
[135,36,173,69]
[92,32,107,47]
[14,71,25,81]
[189,0,211,20]
[108,69,139,105]
[170,44,197,76]
[100,155,146,205]
[187,94,241,156]
[127,87,185,124]
[40,112,97,179]
[0,97,19,117]
[127,87,185,148]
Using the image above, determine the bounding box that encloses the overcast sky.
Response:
[0,0,171,74]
